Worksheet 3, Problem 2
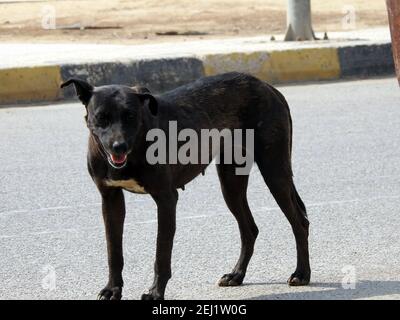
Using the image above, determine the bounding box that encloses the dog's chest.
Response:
[104,179,147,194]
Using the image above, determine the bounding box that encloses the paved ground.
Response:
[1,78,400,300]
[0,28,391,69]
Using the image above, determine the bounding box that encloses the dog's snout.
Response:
[112,141,128,155]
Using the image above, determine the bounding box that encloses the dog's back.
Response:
[156,72,290,135]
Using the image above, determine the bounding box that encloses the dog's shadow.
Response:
[245,280,400,300]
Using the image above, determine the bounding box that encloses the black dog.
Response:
[61,72,310,300]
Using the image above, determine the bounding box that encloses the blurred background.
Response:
[0,0,389,44]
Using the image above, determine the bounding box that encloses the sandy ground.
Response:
[0,0,389,44]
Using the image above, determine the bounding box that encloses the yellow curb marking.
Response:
[202,48,340,83]
[0,49,340,104]
[202,52,273,81]
[0,66,62,104]
[269,48,340,82]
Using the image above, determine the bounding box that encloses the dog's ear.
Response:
[60,78,94,106]
[138,93,158,116]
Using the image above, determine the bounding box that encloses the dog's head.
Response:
[61,78,157,169]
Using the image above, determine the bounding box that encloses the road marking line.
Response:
[2,194,400,217]
[1,194,400,239]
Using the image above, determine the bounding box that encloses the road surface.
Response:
[1,77,400,300]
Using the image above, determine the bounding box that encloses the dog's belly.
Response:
[104,179,147,194]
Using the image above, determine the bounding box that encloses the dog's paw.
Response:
[287,272,310,286]
[97,286,122,300]
[218,272,244,287]
[141,292,164,300]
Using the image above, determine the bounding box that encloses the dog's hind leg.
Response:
[216,163,259,287]
[255,139,310,286]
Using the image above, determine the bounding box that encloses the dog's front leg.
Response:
[142,190,178,300]
[97,187,125,300]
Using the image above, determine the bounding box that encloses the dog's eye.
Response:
[97,114,110,128]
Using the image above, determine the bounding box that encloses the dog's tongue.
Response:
[111,154,127,164]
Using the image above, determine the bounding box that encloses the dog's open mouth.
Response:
[107,153,128,169]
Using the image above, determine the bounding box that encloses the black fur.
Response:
[61,72,310,300]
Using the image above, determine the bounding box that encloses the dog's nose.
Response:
[112,141,128,155]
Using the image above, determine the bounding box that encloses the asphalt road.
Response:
[1,78,400,300]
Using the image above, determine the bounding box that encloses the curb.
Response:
[60,58,204,101]
[0,42,394,105]
[337,43,395,77]
[202,47,341,83]
[0,66,61,104]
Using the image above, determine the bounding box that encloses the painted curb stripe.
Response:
[202,51,272,81]
[338,43,394,77]
[268,48,340,82]
[0,66,61,104]
[60,57,205,99]
[202,48,340,83]
[0,44,395,105]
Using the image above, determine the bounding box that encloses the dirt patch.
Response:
[0,0,389,44]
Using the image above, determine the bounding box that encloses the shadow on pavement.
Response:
[247,280,400,300]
